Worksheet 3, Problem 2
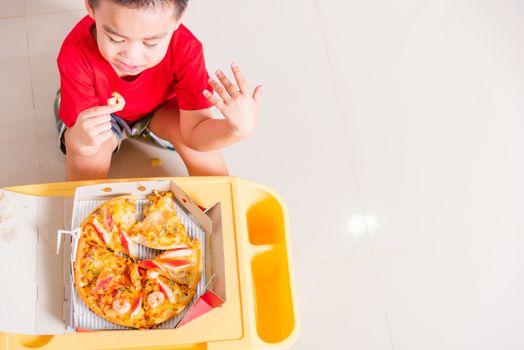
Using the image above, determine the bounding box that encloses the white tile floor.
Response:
[1,0,524,349]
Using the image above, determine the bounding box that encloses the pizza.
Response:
[79,195,136,257]
[73,192,202,329]
[138,239,202,290]
[128,191,191,249]
[74,240,146,328]
[107,91,126,109]
[141,274,195,328]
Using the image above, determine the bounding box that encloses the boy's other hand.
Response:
[65,105,121,155]
[203,63,263,138]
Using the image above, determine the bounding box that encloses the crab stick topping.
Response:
[160,248,192,259]
[138,260,161,270]
[156,279,175,304]
[130,295,143,317]
[103,207,113,232]
[92,218,110,245]
[162,259,192,268]
[119,229,132,255]
[90,274,113,295]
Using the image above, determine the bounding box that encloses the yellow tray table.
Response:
[0,177,299,350]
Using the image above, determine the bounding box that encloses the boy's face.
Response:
[86,0,181,77]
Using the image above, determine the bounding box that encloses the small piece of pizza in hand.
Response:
[107,91,126,111]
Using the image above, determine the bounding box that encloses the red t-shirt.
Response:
[57,16,213,127]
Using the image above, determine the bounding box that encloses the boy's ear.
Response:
[85,0,95,19]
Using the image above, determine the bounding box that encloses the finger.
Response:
[86,123,112,140]
[83,115,112,129]
[252,85,263,105]
[231,63,250,94]
[94,130,114,144]
[95,121,113,135]
[215,70,239,98]
[203,90,226,112]
[208,78,231,103]
[82,104,121,119]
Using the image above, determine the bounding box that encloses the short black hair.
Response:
[88,0,188,18]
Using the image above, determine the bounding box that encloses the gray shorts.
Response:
[54,90,175,154]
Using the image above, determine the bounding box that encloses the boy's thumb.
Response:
[252,85,263,104]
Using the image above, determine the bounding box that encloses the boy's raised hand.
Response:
[203,63,263,138]
[65,104,121,155]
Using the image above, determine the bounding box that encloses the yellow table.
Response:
[0,177,299,350]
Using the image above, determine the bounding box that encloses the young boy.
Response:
[56,0,262,180]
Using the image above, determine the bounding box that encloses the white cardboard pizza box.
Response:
[0,180,225,335]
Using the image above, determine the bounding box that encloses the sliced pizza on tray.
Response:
[73,190,203,329]
[128,191,191,249]
[141,274,196,328]
[138,239,202,290]
[79,195,136,257]
[74,240,147,329]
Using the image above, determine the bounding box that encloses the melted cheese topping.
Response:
[129,191,190,248]
[75,193,201,329]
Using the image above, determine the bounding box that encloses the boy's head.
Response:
[85,0,188,77]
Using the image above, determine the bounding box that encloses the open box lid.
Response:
[0,190,71,334]
[0,180,226,335]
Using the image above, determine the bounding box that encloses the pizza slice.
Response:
[74,239,147,329]
[79,195,137,257]
[141,274,196,328]
[128,191,190,249]
[151,239,202,290]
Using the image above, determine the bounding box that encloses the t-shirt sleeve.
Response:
[173,42,214,111]
[57,47,99,127]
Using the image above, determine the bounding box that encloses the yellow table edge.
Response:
[0,177,300,350]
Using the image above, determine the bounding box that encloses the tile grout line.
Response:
[22,5,45,179]
[23,0,43,330]
[0,15,24,20]
[26,9,86,18]
[312,0,376,253]
[299,244,434,268]
[22,11,36,110]
[371,258,398,350]
[313,1,397,349]
[299,254,375,268]
[0,10,86,20]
